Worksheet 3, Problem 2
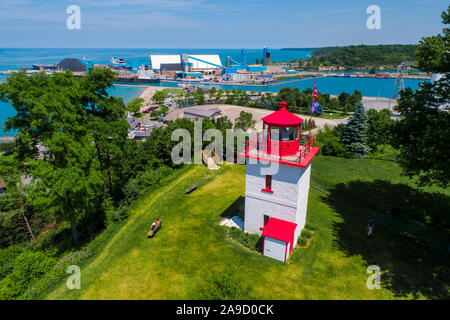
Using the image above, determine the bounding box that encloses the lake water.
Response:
[0,48,312,72]
[0,48,427,137]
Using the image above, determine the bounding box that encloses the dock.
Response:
[0,137,15,143]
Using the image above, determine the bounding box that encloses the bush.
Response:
[301,229,313,239]
[316,125,351,157]
[367,144,400,162]
[305,223,315,231]
[227,228,262,253]
[0,249,57,300]
[297,237,308,247]
[203,269,253,300]
[0,246,24,281]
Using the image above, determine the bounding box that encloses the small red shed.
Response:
[262,217,297,263]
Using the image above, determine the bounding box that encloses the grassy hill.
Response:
[46,157,449,300]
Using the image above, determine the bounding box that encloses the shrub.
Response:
[367,144,400,162]
[0,250,57,300]
[297,237,308,247]
[316,125,350,157]
[227,228,262,253]
[203,269,253,300]
[305,223,315,231]
[0,245,24,281]
[301,229,313,239]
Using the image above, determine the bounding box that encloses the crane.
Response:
[389,61,416,110]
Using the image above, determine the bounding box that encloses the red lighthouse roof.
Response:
[262,101,303,126]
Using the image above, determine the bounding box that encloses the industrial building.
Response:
[150,54,222,77]
[149,48,273,80]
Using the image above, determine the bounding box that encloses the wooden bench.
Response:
[147,220,162,238]
[185,183,199,194]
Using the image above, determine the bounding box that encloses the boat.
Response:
[32,64,57,71]
[111,57,127,65]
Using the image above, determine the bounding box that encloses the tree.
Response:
[338,92,351,107]
[415,6,449,73]
[366,109,395,151]
[152,90,167,104]
[315,125,349,157]
[0,68,125,242]
[193,88,206,105]
[234,111,256,131]
[127,97,144,115]
[0,156,36,244]
[209,87,217,97]
[393,5,450,187]
[341,102,369,158]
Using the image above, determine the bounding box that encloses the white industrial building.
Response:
[187,55,222,72]
[150,55,181,71]
[150,54,223,75]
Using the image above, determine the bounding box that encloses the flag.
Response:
[311,101,322,114]
[312,82,319,101]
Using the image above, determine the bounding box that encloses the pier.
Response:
[0,137,15,142]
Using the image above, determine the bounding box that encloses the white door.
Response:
[264,237,287,262]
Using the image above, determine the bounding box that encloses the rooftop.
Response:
[262,217,297,243]
[262,101,303,127]
[183,107,222,118]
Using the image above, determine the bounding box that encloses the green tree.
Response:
[366,109,395,151]
[234,111,256,131]
[152,90,167,104]
[209,87,217,97]
[415,6,449,73]
[341,102,369,158]
[127,97,144,115]
[193,88,206,105]
[393,5,450,187]
[0,69,122,242]
[338,92,351,107]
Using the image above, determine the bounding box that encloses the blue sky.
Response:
[0,0,447,48]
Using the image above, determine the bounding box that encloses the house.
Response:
[241,101,319,262]
[183,107,222,121]
[125,112,156,141]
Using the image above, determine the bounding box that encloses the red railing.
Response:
[245,134,315,163]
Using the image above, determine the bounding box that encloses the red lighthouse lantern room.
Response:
[244,101,319,168]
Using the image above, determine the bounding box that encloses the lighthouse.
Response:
[242,101,319,262]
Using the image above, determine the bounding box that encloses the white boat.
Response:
[111,57,127,65]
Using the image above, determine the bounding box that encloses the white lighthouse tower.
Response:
[242,101,319,262]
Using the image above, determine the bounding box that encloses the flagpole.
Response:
[308,80,316,146]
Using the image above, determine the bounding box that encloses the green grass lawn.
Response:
[46,157,450,300]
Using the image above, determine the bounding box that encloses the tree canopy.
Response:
[393,5,450,187]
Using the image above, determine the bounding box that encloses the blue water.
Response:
[0,48,427,136]
[0,48,312,72]
[198,76,426,97]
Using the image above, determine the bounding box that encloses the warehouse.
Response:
[186,55,222,75]
[150,55,181,72]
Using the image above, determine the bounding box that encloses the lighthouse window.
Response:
[282,127,296,141]
[264,215,270,226]
[265,175,272,190]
